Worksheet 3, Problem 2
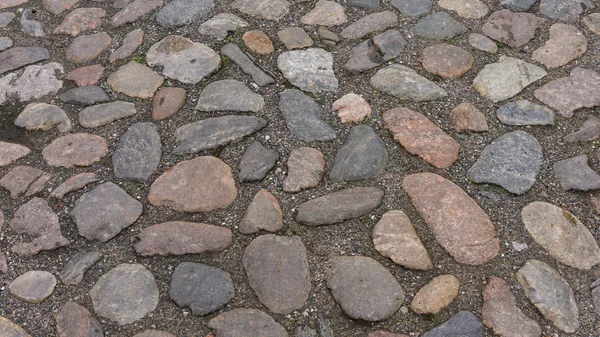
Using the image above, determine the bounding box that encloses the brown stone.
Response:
[532,23,587,69]
[242,30,275,54]
[584,13,600,36]
[66,64,104,86]
[0,142,30,166]
[277,27,313,50]
[43,0,78,14]
[0,316,30,337]
[438,0,488,19]
[283,147,325,193]
[300,0,347,26]
[111,0,163,27]
[332,93,372,123]
[209,308,287,336]
[564,116,600,142]
[420,43,474,79]
[383,107,460,169]
[66,32,112,64]
[482,276,542,337]
[43,133,108,168]
[152,87,186,120]
[109,28,144,63]
[134,221,232,256]
[482,9,546,48]
[450,102,488,132]
[133,331,175,337]
[0,166,47,198]
[54,8,106,36]
[148,156,237,213]
[56,302,103,337]
[410,274,460,315]
[50,172,98,199]
[240,189,283,234]
[9,270,57,303]
[107,61,163,99]
[403,173,499,265]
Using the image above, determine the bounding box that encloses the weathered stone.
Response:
[283,147,325,193]
[496,100,556,126]
[330,125,387,181]
[332,93,371,123]
[469,33,498,53]
[66,64,104,86]
[0,47,49,75]
[420,43,473,79]
[79,101,137,128]
[243,30,275,54]
[0,166,46,198]
[422,311,483,337]
[278,48,338,92]
[66,32,111,64]
[56,302,103,337]
[0,253,6,274]
[107,61,163,98]
[439,0,488,18]
[368,332,408,337]
[411,11,467,39]
[43,133,107,168]
[109,28,143,62]
[111,0,163,27]
[0,142,30,167]
[390,0,431,15]
[20,9,45,37]
[199,13,248,40]
[59,250,103,285]
[0,62,64,105]
[112,122,160,180]
[348,0,380,8]
[133,331,175,337]
[584,13,600,35]
[593,279,600,317]
[278,27,313,49]
[341,11,397,39]
[43,0,77,14]
[240,189,283,234]
[238,141,279,182]
[540,0,593,21]
[370,65,447,101]
[410,275,459,314]
[0,37,12,52]
[195,79,264,112]
[15,103,72,132]
[0,316,31,337]
[532,23,587,68]
[9,270,56,303]
[318,26,340,44]
[232,0,289,20]
[209,309,288,336]
[279,89,336,141]
[554,155,600,192]
[564,116,600,142]
[482,10,547,48]
[300,0,346,26]
[451,102,488,132]
[156,0,213,27]
[346,30,406,72]
[24,174,51,198]
[54,8,106,36]
[60,86,109,105]
[221,43,275,86]
[152,87,185,120]
[0,12,15,27]
[499,0,536,10]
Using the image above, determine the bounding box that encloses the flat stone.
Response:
[133,331,175,337]
[420,43,473,79]
[243,235,310,314]
[329,125,388,181]
[372,210,432,270]
[20,9,45,37]
[24,173,51,198]
[496,100,555,126]
[390,0,431,16]
[79,101,137,128]
[0,166,46,198]
[283,147,325,193]
[0,62,64,105]
[422,311,483,337]
[439,0,488,18]
[451,102,488,132]
[296,187,384,226]
[156,0,213,27]
[59,250,103,285]
[195,79,264,112]
[151,87,185,120]
[66,65,104,86]
[500,0,537,10]
[340,11,397,39]
[482,10,547,48]
[243,30,274,54]
[540,0,593,21]
[208,309,288,336]
[91,264,159,325]
[148,156,237,212]
[66,32,111,64]
[411,275,459,314]
[516,260,579,333]
[348,0,380,8]
[43,133,108,168]
[0,47,49,75]
[370,64,447,101]
[173,115,267,154]
[9,270,56,303]
[468,131,543,194]
[43,0,78,14]
[300,0,347,26]
[327,256,404,321]
[278,27,313,49]
[107,61,163,98]
[56,302,103,337]
[199,13,248,40]
[0,142,30,167]
[231,0,289,20]
[469,33,498,53]
[240,189,283,234]
[70,182,142,242]
[277,48,338,92]
[113,122,160,180]
[0,12,15,27]
[403,173,499,265]
[111,0,163,27]
[318,26,340,43]
[0,37,12,52]
[344,30,406,73]
[109,28,143,62]
[368,332,408,337]
[0,316,30,337]
[54,8,106,36]
[15,103,72,132]
[60,86,109,105]
[383,107,459,168]
[564,116,600,142]
[534,67,600,118]
[411,11,467,39]
[593,279,600,317]
[238,141,279,182]
[221,43,275,86]
[584,13,600,35]
[482,276,541,337]
[553,155,600,191]
[170,262,233,315]
[332,93,372,123]
[532,23,587,68]
[134,221,232,256]
[279,89,336,141]
[473,56,547,102]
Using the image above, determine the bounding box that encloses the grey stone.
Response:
[0,317,29,337]
[79,101,137,128]
[109,28,144,62]
[411,12,467,40]
[0,12,15,27]
[0,142,30,167]
[540,0,594,21]
[330,125,388,181]
[278,27,313,49]
[113,122,161,180]
[91,264,159,325]
[70,182,143,242]
[593,279,600,317]
[50,172,98,199]
[516,260,579,333]
[209,309,288,336]
[221,43,274,86]
[283,147,325,193]
[348,0,380,9]
[564,116,600,142]
[482,9,547,48]
[239,141,279,182]
[468,131,543,194]
[60,86,109,106]
[390,0,431,15]
[0,46,49,75]
[553,155,600,191]
[111,0,163,27]
[318,26,340,43]
[231,0,289,20]
[370,64,447,101]
[20,9,44,37]
[0,62,64,105]
[300,0,347,26]
[0,166,47,198]
[9,271,56,303]
[174,115,267,155]
[195,80,264,112]
[279,89,336,141]
[59,250,103,285]
[43,133,107,168]
[327,256,404,321]
[344,30,406,72]
[156,0,213,27]
[340,11,398,39]
[468,33,498,53]
[422,311,484,337]
[55,302,104,337]
[500,0,537,10]
[0,37,12,52]
[296,187,384,226]
[278,48,338,92]
[240,189,283,234]
[199,13,248,40]
[243,235,311,314]
[169,262,234,315]
[496,100,555,126]
[15,103,72,132]
[65,32,111,64]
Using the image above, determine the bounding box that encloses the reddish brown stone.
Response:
[107,61,163,99]
[111,0,163,27]
[420,43,474,79]
[242,30,274,54]
[56,302,103,337]
[0,142,30,166]
[0,166,46,198]
[66,64,104,86]
[134,221,232,256]
[0,0,27,9]
[532,23,587,69]
[383,107,460,168]
[66,32,112,64]
[283,147,325,193]
[50,172,98,199]
[43,0,78,14]
[42,133,108,168]
[482,9,546,48]
[450,102,488,132]
[54,8,106,36]
[152,87,186,120]
[239,189,283,234]
[332,93,372,123]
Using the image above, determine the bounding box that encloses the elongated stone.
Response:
[59,250,103,285]
[0,47,49,75]
[113,122,161,180]
[0,142,30,167]
[79,101,137,128]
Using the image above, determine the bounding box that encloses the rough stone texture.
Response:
[20,9,45,37]
[383,107,459,168]
[156,0,213,27]
[0,166,46,198]
[329,125,388,181]
[43,0,78,14]
[300,0,347,26]
[54,8,106,36]
[195,79,264,112]
[111,0,163,27]
[221,43,275,86]
[79,101,137,128]
[584,13,600,35]
[70,182,142,242]
[482,10,547,48]
[279,89,336,141]
[410,275,460,314]
[540,0,594,21]
[0,142,30,167]
[0,317,30,337]
[500,0,536,10]
[277,48,338,92]
[411,12,467,39]
[59,250,103,285]
[368,332,408,337]
[152,87,185,120]
[283,147,325,193]
[372,210,432,270]
[403,173,499,265]
[370,64,447,101]
[318,26,340,44]
[148,156,237,213]
[208,309,288,336]
[532,23,587,68]
[240,189,283,234]
[243,235,311,314]
[516,260,580,333]
[348,0,380,8]
[91,264,159,325]
[422,311,484,337]
[15,103,72,132]
[133,331,175,337]
[564,116,600,142]
[43,133,108,168]
[66,32,111,64]
[344,30,406,73]
[109,28,143,62]
[327,256,404,321]
[0,12,15,27]
[0,62,64,105]
[112,122,161,180]
[593,279,600,317]
[243,30,275,54]
[468,131,543,194]
[439,0,488,19]
[60,86,110,106]
[0,47,49,75]
[496,100,556,126]
[296,187,384,226]
[420,43,473,79]
[56,302,104,337]
[278,27,313,49]
[134,221,232,256]
[390,0,432,16]
[0,37,12,52]
[238,141,279,182]
[231,0,290,21]
[107,61,163,98]
[469,33,498,53]
[9,271,56,303]
[332,93,372,123]
[451,102,488,132]
[66,64,104,86]
[169,262,234,315]
[199,13,248,40]
[340,11,397,39]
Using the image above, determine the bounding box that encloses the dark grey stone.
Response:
[20,9,45,37]
[295,326,316,337]
[344,30,406,73]
[173,115,267,155]
[195,79,264,112]
[499,0,537,10]
[540,0,594,21]
[411,11,467,39]
[330,125,388,181]
[348,0,380,9]
[422,311,484,337]
[156,0,214,27]
[496,100,555,126]
[113,122,161,180]
[553,155,600,191]
[279,89,336,141]
[79,101,137,128]
[0,47,49,75]
[169,262,234,315]
[391,0,432,16]
[467,131,543,195]
[60,86,110,106]
[59,250,103,285]
[221,43,274,86]
[564,116,600,142]
[317,314,334,337]
[238,141,279,182]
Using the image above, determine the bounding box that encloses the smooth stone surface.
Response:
[107,61,163,98]
[390,0,431,15]
[43,133,108,168]
[66,64,104,86]
[278,27,313,49]
[296,187,384,226]
[370,64,447,101]
[208,309,288,337]
[66,32,111,64]
[422,311,484,337]
[0,62,64,105]
[420,43,473,79]
[348,0,380,8]
[55,302,104,337]
[156,0,213,27]
[532,23,587,68]
[283,147,325,193]
[60,86,109,105]
[451,102,488,132]
[112,122,161,180]
[411,11,467,40]
[496,100,555,126]
[238,141,279,182]
[59,250,103,285]
[79,101,137,128]
[332,93,372,123]
[410,275,460,314]
[553,155,600,191]
[540,0,593,21]
[0,47,49,76]
[469,33,498,53]
[564,116,600,142]
[482,10,546,48]
[279,89,336,141]
[277,48,338,92]
[152,87,185,120]
[439,0,488,19]
[15,103,72,132]
[0,142,30,167]
[340,11,397,39]
[468,131,543,194]
[240,189,283,234]
[111,0,163,27]
[199,13,248,40]
[221,43,275,86]
[300,0,347,26]
[195,79,264,112]
[54,8,106,36]
[109,28,144,62]
[329,125,388,181]
[231,0,290,21]
[0,317,30,337]
[9,271,56,303]
[43,0,78,14]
